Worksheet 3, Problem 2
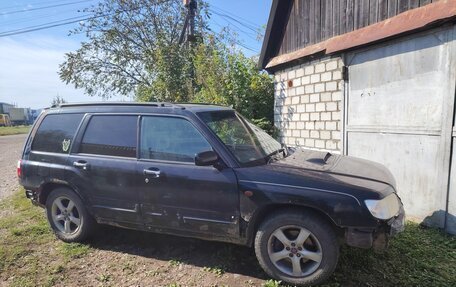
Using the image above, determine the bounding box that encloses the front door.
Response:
[67,114,141,224]
[136,115,240,237]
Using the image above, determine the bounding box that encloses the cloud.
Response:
[0,35,124,109]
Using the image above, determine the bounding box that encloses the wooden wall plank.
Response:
[347,0,355,32]
[302,0,310,46]
[398,0,409,13]
[354,0,361,29]
[322,0,333,40]
[309,0,316,44]
[369,0,379,25]
[420,0,432,5]
[314,0,321,43]
[291,3,297,52]
[409,0,420,8]
[361,0,370,27]
[339,0,348,34]
[333,0,340,37]
[387,0,398,17]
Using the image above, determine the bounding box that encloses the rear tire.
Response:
[45,187,95,242]
[254,209,339,286]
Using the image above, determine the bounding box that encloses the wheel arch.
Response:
[244,203,343,247]
[38,180,86,206]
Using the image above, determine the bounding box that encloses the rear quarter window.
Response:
[32,113,84,153]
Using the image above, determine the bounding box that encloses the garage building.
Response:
[259,0,456,233]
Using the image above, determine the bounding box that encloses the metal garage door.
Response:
[344,26,456,230]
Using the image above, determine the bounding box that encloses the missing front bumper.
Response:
[346,206,405,250]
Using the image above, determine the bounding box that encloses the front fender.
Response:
[238,180,377,228]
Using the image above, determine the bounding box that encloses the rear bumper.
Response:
[345,205,405,250]
[25,189,42,207]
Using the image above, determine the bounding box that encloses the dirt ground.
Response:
[0,134,26,200]
[58,226,268,287]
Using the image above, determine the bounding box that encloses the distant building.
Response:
[259,0,456,233]
[0,102,14,115]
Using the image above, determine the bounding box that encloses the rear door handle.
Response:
[143,168,161,178]
[73,161,89,170]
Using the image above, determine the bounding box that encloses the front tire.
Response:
[45,187,95,242]
[254,209,339,286]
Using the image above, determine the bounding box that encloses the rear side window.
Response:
[140,116,212,162]
[79,115,137,158]
[32,113,83,153]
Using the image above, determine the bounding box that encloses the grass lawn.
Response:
[0,126,31,136]
[0,191,454,287]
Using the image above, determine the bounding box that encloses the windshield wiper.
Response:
[266,148,285,164]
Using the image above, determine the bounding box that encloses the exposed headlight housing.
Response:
[365,193,401,220]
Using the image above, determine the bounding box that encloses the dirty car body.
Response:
[19,103,405,285]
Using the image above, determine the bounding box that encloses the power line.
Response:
[1,8,90,26]
[211,20,258,42]
[0,15,94,37]
[212,30,258,53]
[0,0,94,16]
[208,9,261,34]
[0,0,174,38]
[0,14,94,36]
[0,0,85,11]
[210,4,261,30]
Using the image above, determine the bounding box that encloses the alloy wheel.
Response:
[267,225,323,277]
[51,196,82,234]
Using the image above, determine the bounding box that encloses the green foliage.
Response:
[58,242,91,260]
[251,118,278,138]
[168,259,182,267]
[59,0,274,128]
[0,125,30,136]
[202,266,225,277]
[262,279,282,287]
[51,96,66,106]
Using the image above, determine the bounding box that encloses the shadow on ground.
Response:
[88,225,269,280]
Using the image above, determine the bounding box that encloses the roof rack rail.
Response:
[52,102,180,109]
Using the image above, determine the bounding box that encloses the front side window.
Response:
[79,115,137,158]
[198,111,283,166]
[140,116,212,163]
[32,113,83,153]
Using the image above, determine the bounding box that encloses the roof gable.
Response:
[259,0,453,71]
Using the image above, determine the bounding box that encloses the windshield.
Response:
[198,110,284,166]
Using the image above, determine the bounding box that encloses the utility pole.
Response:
[179,0,198,44]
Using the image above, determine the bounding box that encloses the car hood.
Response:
[273,149,396,188]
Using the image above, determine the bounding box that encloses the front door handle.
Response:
[144,168,161,178]
[73,161,89,170]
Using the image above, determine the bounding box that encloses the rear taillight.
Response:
[17,160,22,178]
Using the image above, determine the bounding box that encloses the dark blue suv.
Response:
[19,102,404,286]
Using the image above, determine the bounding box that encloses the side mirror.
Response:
[195,150,219,166]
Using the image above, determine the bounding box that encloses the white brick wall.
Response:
[274,57,344,152]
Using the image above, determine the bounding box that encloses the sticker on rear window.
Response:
[62,139,71,152]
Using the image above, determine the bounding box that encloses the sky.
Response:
[0,0,272,109]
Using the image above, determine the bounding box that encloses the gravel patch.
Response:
[0,134,26,200]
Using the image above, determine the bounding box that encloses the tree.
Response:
[60,0,274,128]
[51,95,67,106]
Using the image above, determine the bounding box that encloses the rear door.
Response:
[136,115,240,237]
[67,114,141,224]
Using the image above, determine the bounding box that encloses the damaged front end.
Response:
[346,205,405,251]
